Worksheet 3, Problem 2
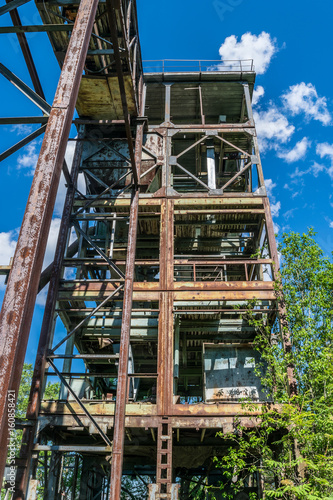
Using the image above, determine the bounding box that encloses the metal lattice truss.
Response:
[168,131,262,193]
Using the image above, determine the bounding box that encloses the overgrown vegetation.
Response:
[2,230,332,499]
[213,229,333,499]
[1,364,60,500]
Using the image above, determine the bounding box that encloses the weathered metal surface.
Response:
[148,484,159,499]
[33,412,262,430]
[105,0,138,185]
[0,0,99,484]
[109,88,144,500]
[39,401,158,416]
[170,402,272,416]
[57,284,276,301]
[203,343,268,402]
[34,445,112,453]
[76,75,136,119]
[1,1,293,493]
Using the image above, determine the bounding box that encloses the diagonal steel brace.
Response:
[72,221,126,279]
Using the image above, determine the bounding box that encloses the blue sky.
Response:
[0,0,333,364]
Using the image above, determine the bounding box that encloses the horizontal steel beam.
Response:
[0,24,74,33]
[34,445,111,452]
[0,116,48,124]
[46,372,158,378]
[47,354,120,359]
[0,0,31,16]
[87,48,114,56]
[37,0,106,3]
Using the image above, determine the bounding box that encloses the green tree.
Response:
[15,363,60,418]
[214,229,333,499]
[1,364,60,500]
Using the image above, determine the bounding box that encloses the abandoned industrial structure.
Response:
[0,0,295,498]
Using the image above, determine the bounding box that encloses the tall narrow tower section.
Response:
[0,1,295,498]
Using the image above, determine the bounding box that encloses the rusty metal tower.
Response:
[0,1,295,498]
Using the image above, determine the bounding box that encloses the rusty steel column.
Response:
[0,0,99,482]
[109,120,144,500]
[108,187,139,500]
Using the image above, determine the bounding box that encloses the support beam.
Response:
[164,83,172,124]
[0,124,46,163]
[0,0,99,484]
[0,0,31,17]
[243,83,254,125]
[106,0,139,185]
[0,23,73,33]
[109,187,140,500]
[109,77,144,500]
[0,62,50,113]
[0,117,48,124]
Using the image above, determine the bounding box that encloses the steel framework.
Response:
[0,1,296,499]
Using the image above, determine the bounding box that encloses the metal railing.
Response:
[143,59,254,73]
[174,259,273,282]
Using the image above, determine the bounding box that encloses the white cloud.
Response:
[0,218,65,293]
[271,201,281,218]
[252,86,265,106]
[282,83,331,125]
[265,178,276,198]
[316,143,333,179]
[0,219,62,269]
[273,222,280,234]
[17,141,39,175]
[316,142,333,159]
[324,216,333,230]
[0,229,18,266]
[253,105,295,152]
[0,229,18,290]
[330,195,333,208]
[43,218,61,269]
[312,162,326,177]
[54,173,67,217]
[283,208,297,220]
[277,137,311,163]
[264,178,281,219]
[10,124,33,136]
[218,32,278,75]
[16,138,85,209]
[54,140,86,217]
[65,139,76,166]
[291,162,325,179]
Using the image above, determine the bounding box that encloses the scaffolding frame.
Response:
[0,1,296,499]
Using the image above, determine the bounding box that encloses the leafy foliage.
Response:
[1,364,60,500]
[214,230,333,499]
